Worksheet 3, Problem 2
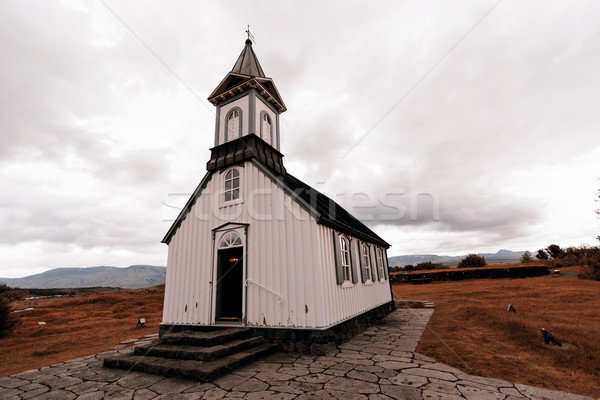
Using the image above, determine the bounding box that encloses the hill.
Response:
[388,249,525,267]
[0,265,166,289]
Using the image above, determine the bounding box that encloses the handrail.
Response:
[245,279,283,303]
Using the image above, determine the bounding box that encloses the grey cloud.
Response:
[2,1,600,277]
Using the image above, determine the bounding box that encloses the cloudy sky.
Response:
[1,1,599,278]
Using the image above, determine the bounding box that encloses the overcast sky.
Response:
[1,1,599,278]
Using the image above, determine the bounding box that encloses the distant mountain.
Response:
[388,249,526,267]
[0,265,166,289]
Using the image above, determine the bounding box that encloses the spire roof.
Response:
[208,40,286,113]
[231,39,265,77]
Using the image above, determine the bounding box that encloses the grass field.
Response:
[2,268,598,398]
[393,265,600,398]
[1,285,164,377]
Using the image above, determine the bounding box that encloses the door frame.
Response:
[210,222,249,325]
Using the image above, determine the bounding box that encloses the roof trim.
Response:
[208,77,286,113]
[161,171,213,244]
[212,222,250,232]
[251,161,321,219]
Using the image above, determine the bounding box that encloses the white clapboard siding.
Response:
[162,160,391,328]
[162,161,326,327]
[162,174,216,325]
[316,224,393,326]
[243,164,323,328]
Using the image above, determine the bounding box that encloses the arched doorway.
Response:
[215,231,244,322]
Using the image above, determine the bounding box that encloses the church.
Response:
[161,38,394,338]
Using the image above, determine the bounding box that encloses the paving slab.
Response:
[1,308,594,399]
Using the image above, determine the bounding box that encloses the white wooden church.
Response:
[161,39,393,333]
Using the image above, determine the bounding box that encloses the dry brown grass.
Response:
[1,285,164,377]
[393,265,600,398]
[3,269,599,398]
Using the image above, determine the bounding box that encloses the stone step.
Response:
[103,342,279,382]
[134,335,265,362]
[159,327,251,347]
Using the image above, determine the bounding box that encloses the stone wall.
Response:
[392,265,549,283]
[252,301,395,355]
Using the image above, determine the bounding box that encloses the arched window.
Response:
[340,236,351,282]
[362,244,372,282]
[377,248,384,280]
[226,109,240,141]
[219,231,242,249]
[224,169,240,202]
[261,113,272,145]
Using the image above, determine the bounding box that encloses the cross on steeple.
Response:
[245,25,256,44]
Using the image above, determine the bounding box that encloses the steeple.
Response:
[208,39,286,151]
[231,39,266,77]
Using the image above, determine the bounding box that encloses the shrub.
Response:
[562,247,582,264]
[403,264,414,272]
[546,244,564,259]
[414,261,445,270]
[579,246,600,281]
[457,254,487,268]
[0,284,20,338]
[520,251,533,263]
[535,249,549,260]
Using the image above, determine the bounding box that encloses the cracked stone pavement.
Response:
[0,309,593,399]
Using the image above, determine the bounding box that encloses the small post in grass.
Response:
[38,321,46,330]
[136,317,146,328]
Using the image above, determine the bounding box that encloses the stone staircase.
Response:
[103,327,279,382]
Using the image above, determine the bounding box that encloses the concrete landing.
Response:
[0,309,593,399]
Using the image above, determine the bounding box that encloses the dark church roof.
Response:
[207,41,286,113]
[231,39,266,77]
[281,172,390,248]
[162,135,390,248]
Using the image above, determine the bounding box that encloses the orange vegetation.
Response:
[1,285,164,377]
[3,269,599,398]
[393,265,600,398]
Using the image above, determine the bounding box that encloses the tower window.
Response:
[226,109,240,141]
[224,168,240,202]
[261,113,272,145]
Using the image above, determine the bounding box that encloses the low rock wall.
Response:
[253,301,395,355]
[392,265,549,283]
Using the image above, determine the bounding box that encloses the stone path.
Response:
[0,309,593,399]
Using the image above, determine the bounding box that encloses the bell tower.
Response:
[208,39,286,151]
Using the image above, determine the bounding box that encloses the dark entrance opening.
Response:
[215,246,243,322]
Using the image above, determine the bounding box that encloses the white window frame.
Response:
[362,243,372,283]
[340,236,351,283]
[219,231,243,249]
[226,108,241,142]
[261,113,272,145]
[223,168,241,203]
[377,248,385,281]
